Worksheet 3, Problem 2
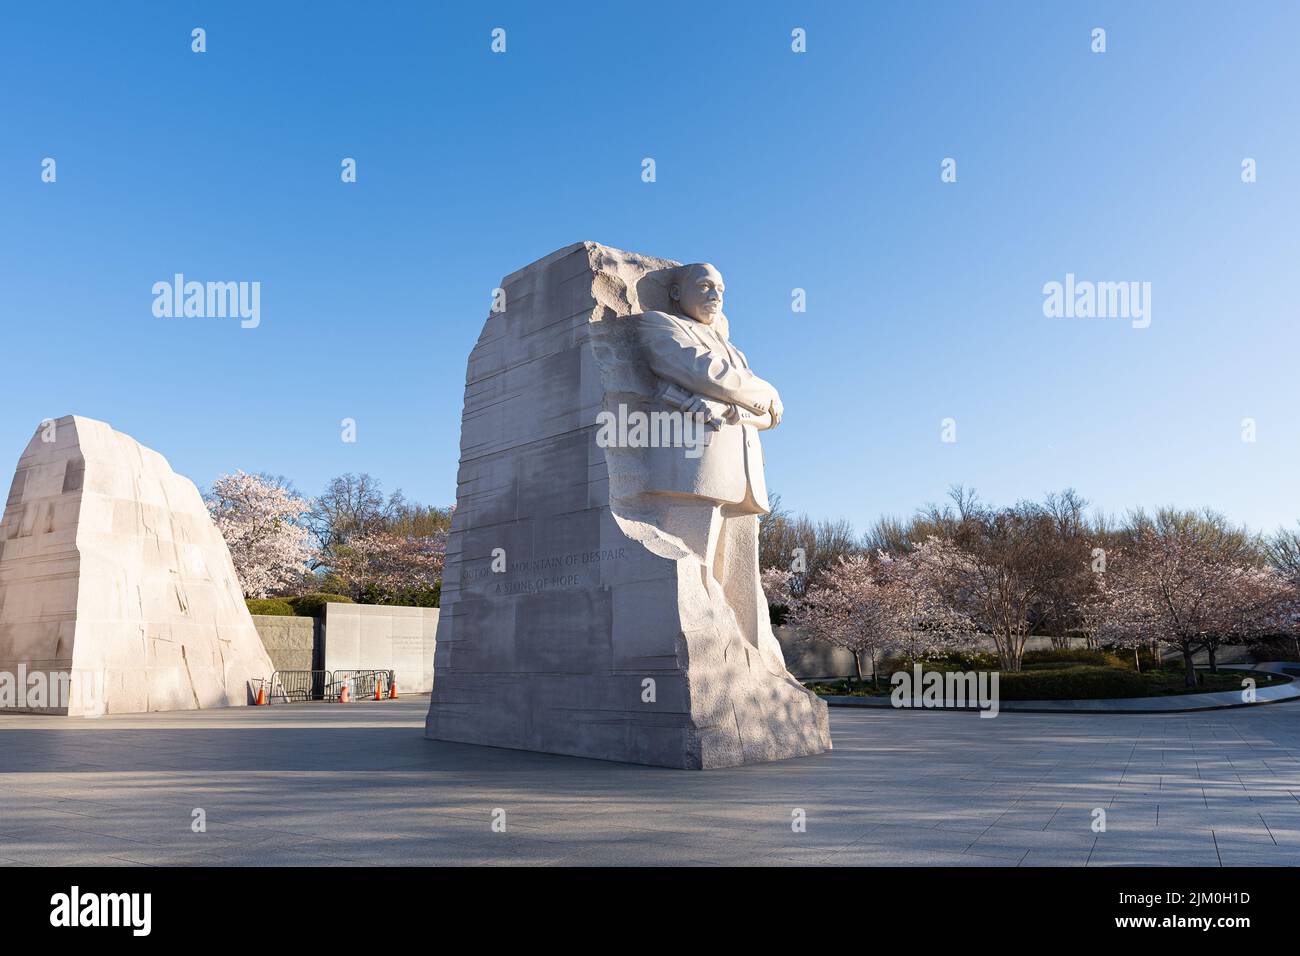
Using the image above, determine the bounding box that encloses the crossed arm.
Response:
[637,311,783,426]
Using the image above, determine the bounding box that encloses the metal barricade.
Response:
[269,670,331,702]
[266,669,396,702]
[327,669,391,700]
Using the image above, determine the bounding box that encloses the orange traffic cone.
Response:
[388,678,398,700]
[339,682,351,704]
[374,680,382,701]
[255,683,267,706]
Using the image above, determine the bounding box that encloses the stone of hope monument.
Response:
[425,242,831,768]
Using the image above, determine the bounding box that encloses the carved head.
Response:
[670,263,724,325]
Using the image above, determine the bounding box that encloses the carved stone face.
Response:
[672,263,725,325]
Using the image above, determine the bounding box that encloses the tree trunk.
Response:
[998,631,1020,672]
[1134,647,1141,674]
[1009,634,1023,673]
[870,649,879,690]
[1207,645,1218,674]
[1181,645,1197,689]
[852,651,864,690]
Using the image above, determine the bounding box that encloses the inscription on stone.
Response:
[459,547,628,595]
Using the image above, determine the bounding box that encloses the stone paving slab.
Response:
[0,697,1297,866]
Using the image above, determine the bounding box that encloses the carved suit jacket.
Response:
[634,310,772,514]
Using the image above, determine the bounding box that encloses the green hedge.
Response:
[885,647,1162,673]
[1025,647,1165,670]
[1022,648,1127,668]
[245,598,296,616]
[287,593,355,617]
[996,665,1149,700]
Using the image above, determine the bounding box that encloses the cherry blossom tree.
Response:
[786,555,891,686]
[908,491,1060,672]
[760,567,794,608]
[760,566,795,627]
[1106,510,1282,687]
[909,533,1042,672]
[327,529,447,605]
[1266,524,1300,657]
[873,543,976,662]
[1092,554,1156,671]
[1206,565,1296,671]
[1035,490,1104,649]
[206,471,316,599]
[1070,564,1112,651]
[788,550,973,687]
[775,490,1299,685]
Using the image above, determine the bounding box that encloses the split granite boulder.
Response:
[0,416,273,715]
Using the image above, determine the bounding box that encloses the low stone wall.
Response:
[323,604,438,693]
[250,615,316,673]
[776,627,858,680]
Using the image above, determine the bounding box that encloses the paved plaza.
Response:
[0,698,1297,866]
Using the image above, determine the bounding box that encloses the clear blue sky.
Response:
[2,1,1296,536]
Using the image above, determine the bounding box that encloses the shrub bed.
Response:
[245,598,296,616]
[808,660,1285,700]
[287,593,355,617]
[997,665,1149,700]
[1022,648,1126,668]
[1251,637,1300,662]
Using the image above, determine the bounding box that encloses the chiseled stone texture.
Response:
[426,242,830,768]
[251,614,316,673]
[323,603,437,693]
[0,416,274,715]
